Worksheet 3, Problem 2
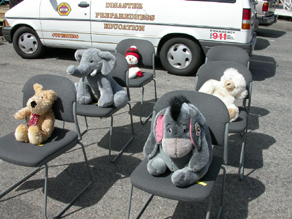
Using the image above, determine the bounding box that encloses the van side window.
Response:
[190,0,236,3]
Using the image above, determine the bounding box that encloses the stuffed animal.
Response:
[199,68,248,122]
[143,95,213,187]
[67,48,128,108]
[125,45,143,79]
[14,83,57,145]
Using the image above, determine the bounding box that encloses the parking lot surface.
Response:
[0,18,291,218]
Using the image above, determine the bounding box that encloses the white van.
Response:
[3,0,257,75]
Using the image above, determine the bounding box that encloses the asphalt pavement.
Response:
[0,18,291,219]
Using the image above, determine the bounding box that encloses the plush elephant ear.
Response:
[143,108,167,158]
[97,51,116,75]
[74,49,86,63]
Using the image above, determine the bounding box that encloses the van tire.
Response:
[13,26,46,59]
[160,38,203,76]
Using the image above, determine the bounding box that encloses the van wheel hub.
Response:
[167,44,192,69]
[18,33,38,54]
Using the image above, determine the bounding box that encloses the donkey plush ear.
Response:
[97,51,116,75]
[143,108,167,158]
[189,104,208,152]
[188,104,212,172]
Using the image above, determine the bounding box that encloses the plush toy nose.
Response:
[224,80,235,91]
[31,101,37,108]
[162,138,193,158]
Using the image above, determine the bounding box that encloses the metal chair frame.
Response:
[0,74,93,219]
[115,38,157,124]
[76,53,135,163]
[127,90,230,219]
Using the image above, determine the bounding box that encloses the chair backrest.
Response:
[115,38,155,69]
[206,45,250,68]
[152,90,230,147]
[110,53,129,87]
[22,74,77,123]
[194,61,253,109]
[109,53,131,100]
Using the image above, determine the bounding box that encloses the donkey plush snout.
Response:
[162,138,193,158]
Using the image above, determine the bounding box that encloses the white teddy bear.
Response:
[199,68,248,122]
[125,45,143,79]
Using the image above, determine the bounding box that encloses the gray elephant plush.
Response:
[67,48,128,108]
[143,95,213,187]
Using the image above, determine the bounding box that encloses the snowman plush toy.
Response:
[125,46,143,79]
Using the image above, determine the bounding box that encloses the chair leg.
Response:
[0,166,42,199]
[44,164,49,219]
[238,130,247,181]
[81,116,89,136]
[153,79,157,102]
[140,86,153,125]
[0,145,92,219]
[127,184,134,219]
[109,103,135,163]
[239,115,249,181]
[54,142,93,218]
[217,165,226,219]
[206,197,212,219]
[140,79,157,125]
[127,183,154,219]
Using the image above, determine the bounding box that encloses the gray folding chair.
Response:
[76,53,134,163]
[115,38,157,124]
[195,61,253,180]
[127,90,230,219]
[0,74,93,218]
[205,45,250,69]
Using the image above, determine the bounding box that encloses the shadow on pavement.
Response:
[171,174,265,219]
[15,155,141,210]
[256,28,286,38]
[250,55,276,81]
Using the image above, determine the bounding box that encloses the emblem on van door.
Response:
[57,3,71,16]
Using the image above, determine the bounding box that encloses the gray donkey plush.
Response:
[67,48,128,108]
[143,95,213,187]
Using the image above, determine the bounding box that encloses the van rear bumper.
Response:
[257,15,277,25]
[2,26,12,43]
[199,33,257,56]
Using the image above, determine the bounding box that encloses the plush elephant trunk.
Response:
[66,64,93,78]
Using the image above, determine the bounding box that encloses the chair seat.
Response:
[229,107,248,133]
[0,127,78,167]
[130,156,223,202]
[128,72,153,87]
[77,103,120,117]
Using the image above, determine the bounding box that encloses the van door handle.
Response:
[78,1,90,8]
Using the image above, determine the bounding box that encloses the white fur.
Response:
[199,68,248,122]
[128,66,141,79]
[125,54,141,79]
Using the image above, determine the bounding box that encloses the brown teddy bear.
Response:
[14,83,57,145]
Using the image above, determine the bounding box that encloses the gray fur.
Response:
[143,96,213,187]
[67,48,128,108]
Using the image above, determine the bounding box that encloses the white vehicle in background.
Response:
[3,0,257,76]
[256,0,277,25]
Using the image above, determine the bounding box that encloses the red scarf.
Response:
[28,113,39,126]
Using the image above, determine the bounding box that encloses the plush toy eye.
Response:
[182,124,188,133]
[167,128,172,134]
[90,60,94,63]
